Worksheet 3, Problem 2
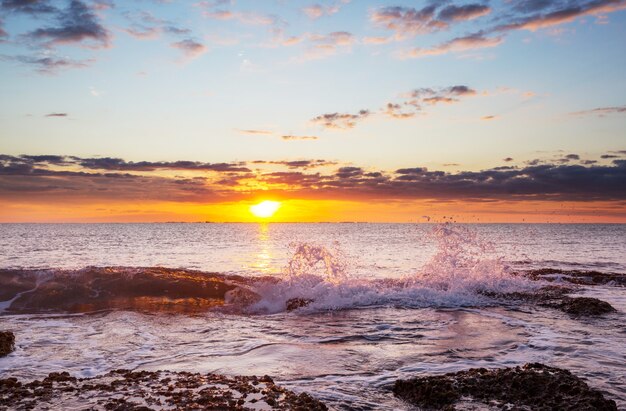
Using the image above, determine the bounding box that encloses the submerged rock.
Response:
[0,331,14,357]
[393,363,617,410]
[0,369,327,410]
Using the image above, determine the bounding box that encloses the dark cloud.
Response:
[45,112,68,117]
[370,2,490,42]
[503,157,514,162]
[251,160,336,169]
[311,110,370,129]
[318,85,478,125]
[494,0,626,33]
[20,155,69,164]
[438,4,491,22]
[1,154,625,203]
[76,157,250,172]
[4,55,94,73]
[396,0,626,58]
[370,5,445,38]
[1,0,57,15]
[384,85,477,118]
[27,0,110,48]
[410,85,477,104]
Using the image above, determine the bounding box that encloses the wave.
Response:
[0,223,584,315]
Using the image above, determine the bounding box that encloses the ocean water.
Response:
[0,223,624,409]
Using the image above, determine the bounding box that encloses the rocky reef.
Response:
[393,363,617,410]
[0,369,327,410]
[485,285,617,317]
[527,268,626,287]
[0,332,14,357]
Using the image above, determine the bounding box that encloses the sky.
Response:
[0,0,625,222]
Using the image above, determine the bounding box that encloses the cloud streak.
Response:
[311,85,478,127]
[570,105,626,117]
[392,0,626,58]
[398,33,503,59]
[303,2,349,20]
[311,109,370,129]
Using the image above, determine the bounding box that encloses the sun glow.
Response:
[250,200,281,218]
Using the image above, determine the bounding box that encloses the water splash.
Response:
[249,223,535,313]
[407,223,518,292]
[283,242,348,285]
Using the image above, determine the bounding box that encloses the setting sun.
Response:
[250,201,281,218]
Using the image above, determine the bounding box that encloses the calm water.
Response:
[1,223,625,275]
[0,223,624,409]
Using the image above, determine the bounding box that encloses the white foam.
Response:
[248,223,537,314]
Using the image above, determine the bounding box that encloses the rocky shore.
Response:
[0,369,327,410]
[2,363,618,410]
[393,363,618,410]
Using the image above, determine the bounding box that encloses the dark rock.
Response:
[487,286,617,317]
[0,369,328,410]
[0,267,241,314]
[393,363,617,411]
[526,269,626,287]
[286,298,314,311]
[0,331,15,357]
[544,296,617,316]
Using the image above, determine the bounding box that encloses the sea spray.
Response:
[248,223,536,313]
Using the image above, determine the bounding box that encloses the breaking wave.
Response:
[0,224,538,315]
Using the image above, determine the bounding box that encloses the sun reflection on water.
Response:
[252,223,272,274]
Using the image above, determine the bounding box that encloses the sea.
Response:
[0,223,624,409]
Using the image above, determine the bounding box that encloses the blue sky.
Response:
[0,0,625,221]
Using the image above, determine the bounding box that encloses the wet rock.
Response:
[1,267,242,314]
[286,298,313,311]
[0,331,15,357]
[543,296,617,316]
[393,363,617,411]
[0,369,328,410]
[526,269,626,287]
[488,286,617,317]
